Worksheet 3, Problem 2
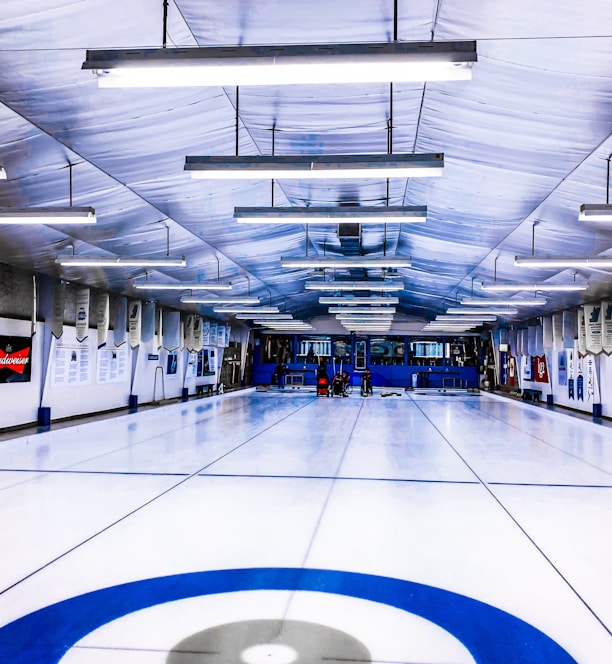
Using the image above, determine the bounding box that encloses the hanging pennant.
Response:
[141,302,155,343]
[113,297,127,346]
[163,310,181,351]
[185,314,195,352]
[75,288,90,342]
[128,300,142,349]
[562,309,576,349]
[210,323,218,347]
[521,328,529,357]
[603,301,612,355]
[552,312,563,351]
[534,324,544,356]
[584,303,603,355]
[225,324,231,347]
[527,325,537,356]
[557,350,567,386]
[585,354,600,405]
[202,320,211,346]
[155,305,163,350]
[577,307,587,356]
[542,316,553,350]
[97,293,109,349]
[50,282,66,339]
[567,346,575,400]
[193,315,203,353]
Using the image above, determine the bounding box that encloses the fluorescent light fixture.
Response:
[235,206,427,225]
[238,314,293,320]
[282,256,411,269]
[481,282,587,292]
[425,323,477,328]
[134,282,231,290]
[213,306,277,314]
[446,307,518,315]
[0,207,96,225]
[319,296,399,305]
[579,204,612,222]
[186,154,443,180]
[328,307,396,314]
[0,166,6,180]
[460,297,546,307]
[57,255,186,267]
[83,41,476,87]
[181,297,260,305]
[436,315,497,322]
[306,281,403,291]
[336,314,394,320]
[514,256,612,268]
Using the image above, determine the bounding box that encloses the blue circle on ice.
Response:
[0,567,577,663]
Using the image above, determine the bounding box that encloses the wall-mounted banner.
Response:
[521,328,529,357]
[51,338,91,387]
[97,348,128,384]
[141,302,155,343]
[542,316,553,350]
[527,325,537,356]
[113,297,127,347]
[532,355,549,383]
[96,293,109,349]
[515,329,522,357]
[508,329,517,357]
[50,282,66,339]
[155,305,163,351]
[217,324,226,348]
[585,355,600,405]
[210,323,218,348]
[75,288,90,342]
[535,324,544,356]
[577,307,587,356]
[557,350,567,386]
[562,309,576,349]
[523,356,532,381]
[576,355,585,401]
[162,310,180,351]
[602,300,612,355]
[166,352,178,377]
[193,316,203,353]
[0,336,32,383]
[128,300,142,349]
[185,314,195,352]
[224,324,231,347]
[567,347,575,400]
[508,354,517,388]
[552,312,563,351]
[202,320,211,346]
[584,303,602,355]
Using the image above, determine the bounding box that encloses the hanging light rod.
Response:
[328,307,396,314]
[460,297,546,307]
[336,314,394,321]
[213,306,276,314]
[579,204,612,222]
[436,315,497,322]
[282,256,411,269]
[83,41,476,88]
[57,255,185,267]
[181,297,260,305]
[185,154,443,180]
[319,296,399,304]
[134,282,231,290]
[446,307,518,315]
[306,280,403,291]
[514,256,612,268]
[481,282,587,292]
[235,205,427,224]
[236,313,293,320]
[0,207,96,225]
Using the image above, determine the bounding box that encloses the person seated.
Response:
[331,371,344,396]
[360,367,373,396]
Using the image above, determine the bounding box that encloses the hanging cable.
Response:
[235,86,240,156]
[162,0,169,48]
[68,162,73,207]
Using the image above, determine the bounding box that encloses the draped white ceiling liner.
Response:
[0,0,611,326]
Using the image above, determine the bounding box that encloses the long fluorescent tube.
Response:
[235,206,427,225]
[0,207,96,225]
[319,296,399,305]
[515,256,612,268]
[134,282,231,290]
[181,297,260,305]
[213,306,276,314]
[446,307,518,315]
[481,282,587,292]
[436,315,497,322]
[579,204,612,222]
[186,154,443,180]
[237,314,293,320]
[328,307,396,314]
[57,255,186,267]
[83,41,476,87]
[282,256,411,269]
[460,297,546,307]
[306,281,403,291]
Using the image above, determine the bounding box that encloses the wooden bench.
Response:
[522,388,542,402]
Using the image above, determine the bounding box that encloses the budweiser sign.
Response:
[0,336,32,383]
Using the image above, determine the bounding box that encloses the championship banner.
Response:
[521,328,529,357]
[508,329,517,357]
[508,354,517,388]
[162,310,180,351]
[193,316,203,353]
[225,324,231,347]
[577,307,587,356]
[96,293,109,349]
[562,309,576,349]
[185,314,195,352]
[567,347,575,400]
[552,312,563,351]
[584,303,602,355]
[527,325,537,356]
[586,355,600,405]
[217,324,225,348]
[0,336,32,383]
[75,288,90,342]
[113,297,127,346]
[128,300,142,349]
[202,320,211,346]
[523,355,532,381]
[51,282,66,339]
[532,355,549,383]
[603,300,612,355]
[557,351,567,386]
[535,324,544,356]
[515,329,522,357]
[210,323,218,347]
[542,316,553,350]
[141,302,155,343]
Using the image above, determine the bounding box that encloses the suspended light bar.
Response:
[319,296,399,305]
[213,306,277,314]
[186,154,443,180]
[328,306,396,314]
[306,281,403,291]
[514,256,612,268]
[446,307,518,315]
[235,206,426,225]
[134,282,231,290]
[237,314,293,320]
[282,256,411,269]
[481,282,587,292]
[436,315,497,322]
[460,297,546,307]
[57,255,186,267]
[0,207,96,225]
[579,204,612,222]
[181,297,260,305]
[83,41,476,88]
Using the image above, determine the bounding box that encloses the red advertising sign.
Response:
[533,355,549,383]
[0,336,32,383]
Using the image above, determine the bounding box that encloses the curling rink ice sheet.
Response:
[0,389,611,663]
